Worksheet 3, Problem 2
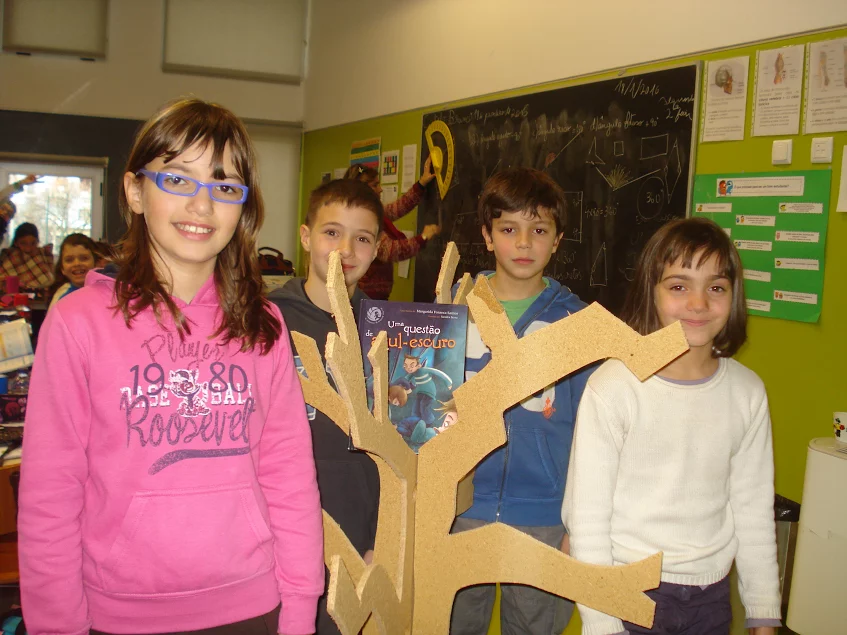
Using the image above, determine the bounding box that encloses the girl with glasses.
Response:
[18,99,323,635]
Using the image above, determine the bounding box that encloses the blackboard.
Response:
[415,65,699,313]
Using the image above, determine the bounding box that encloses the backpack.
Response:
[257,247,294,276]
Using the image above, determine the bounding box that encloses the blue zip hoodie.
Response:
[456,273,595,526]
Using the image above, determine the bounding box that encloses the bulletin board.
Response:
[693,170,832,323]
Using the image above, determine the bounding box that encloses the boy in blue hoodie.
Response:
[450,168,593,635]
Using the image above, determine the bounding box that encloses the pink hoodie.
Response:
[18,270,324,635]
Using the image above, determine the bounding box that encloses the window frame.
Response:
[0,160,106,247]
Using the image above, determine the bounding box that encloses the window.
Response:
[0,161,105,250]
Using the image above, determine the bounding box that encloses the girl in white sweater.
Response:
[562,218,781,635]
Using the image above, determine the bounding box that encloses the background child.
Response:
[344,159,440,299]
[269,178,382,635]
[0,174,37,242]
[563,217,781,635]
[450,168,593,635]
[0,222,54,290]
[18,98,323,635]
[46,233,98,309]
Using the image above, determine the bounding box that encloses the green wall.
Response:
[301,25,847,634]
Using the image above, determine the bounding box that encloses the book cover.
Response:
[359,300,468,452]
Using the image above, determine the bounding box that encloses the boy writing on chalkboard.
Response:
[450,168,594,635]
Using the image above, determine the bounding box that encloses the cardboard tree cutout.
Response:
[291,244,689,634]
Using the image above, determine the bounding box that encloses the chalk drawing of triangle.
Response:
[590,242,607,287]
[665,139,683,201]
[586,138,605,165]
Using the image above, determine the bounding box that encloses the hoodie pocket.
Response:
[504,428,563,500]
[99,483,274,595]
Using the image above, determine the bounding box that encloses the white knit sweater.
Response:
[562,357,781,635]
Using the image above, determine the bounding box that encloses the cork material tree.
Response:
[291,244,688,635]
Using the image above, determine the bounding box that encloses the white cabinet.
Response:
[786,438,847,634]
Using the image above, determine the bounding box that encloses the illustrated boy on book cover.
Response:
[360,300,467,452]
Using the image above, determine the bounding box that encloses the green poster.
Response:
[692,170,831,323]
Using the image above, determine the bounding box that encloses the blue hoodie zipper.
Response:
[493,290,572,522]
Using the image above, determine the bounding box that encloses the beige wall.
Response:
[0,1,305,252]
[0,0,303,123]
[304,0,847,130]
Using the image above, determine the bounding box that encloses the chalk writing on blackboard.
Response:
[415,65,699,315]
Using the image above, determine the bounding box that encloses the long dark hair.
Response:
[47,233,97,302]
[620,217,747,357]
[115,97,281,354]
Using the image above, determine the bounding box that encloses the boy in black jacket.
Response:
[269,179,383,635]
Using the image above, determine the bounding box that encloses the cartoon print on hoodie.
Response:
[118,340,257,475]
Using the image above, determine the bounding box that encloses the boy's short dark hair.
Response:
[478,168,568,235]
[306,179,384,229]
[13,222,39,244]
[620,217,747,358]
